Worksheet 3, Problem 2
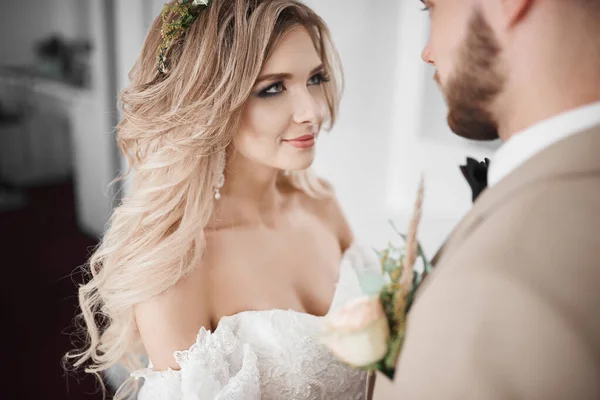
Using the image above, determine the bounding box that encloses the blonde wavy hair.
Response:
[66,0,342,396]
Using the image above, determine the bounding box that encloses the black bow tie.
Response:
[460,157,490,202]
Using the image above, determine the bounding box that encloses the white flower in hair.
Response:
[192,0,210,5]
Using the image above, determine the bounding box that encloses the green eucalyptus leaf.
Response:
[357,271,386,296]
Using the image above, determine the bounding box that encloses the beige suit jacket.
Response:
[372,126,600,399]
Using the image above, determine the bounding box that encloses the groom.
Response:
[373,0,600,398]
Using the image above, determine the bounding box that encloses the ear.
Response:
[501,0,534,27]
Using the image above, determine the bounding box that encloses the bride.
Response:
[68,0,379,398]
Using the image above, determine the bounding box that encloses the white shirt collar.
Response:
[488,101,600,187]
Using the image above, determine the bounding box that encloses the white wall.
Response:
[113,0,161,196]
[68,1,120,237]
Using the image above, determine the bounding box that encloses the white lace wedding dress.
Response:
[130,243,381,400]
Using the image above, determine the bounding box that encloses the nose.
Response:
[421,41,435,65]
[293,88,322,126]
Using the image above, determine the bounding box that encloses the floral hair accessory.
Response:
[157,0,212,74]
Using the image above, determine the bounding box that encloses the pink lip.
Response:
[284,135,315,149]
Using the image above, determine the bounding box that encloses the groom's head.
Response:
[421,0,600,141]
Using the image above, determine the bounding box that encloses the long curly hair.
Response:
[65,0,342,397]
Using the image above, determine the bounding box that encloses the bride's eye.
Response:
[257,82,285,98]
[308,72,330,86]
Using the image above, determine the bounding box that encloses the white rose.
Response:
[320,296,390,367]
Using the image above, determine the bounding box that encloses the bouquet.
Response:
[319,177,432,379]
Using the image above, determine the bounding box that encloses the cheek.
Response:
[311,88,329,121]
[235,99,290,159]
[432,9,471,80]
[432,33,454,82]
[240,98,290,140]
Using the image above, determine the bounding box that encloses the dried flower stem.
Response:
[399,175,425,296]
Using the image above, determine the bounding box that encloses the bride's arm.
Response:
[135,267,212,371]
[132,270,261,400]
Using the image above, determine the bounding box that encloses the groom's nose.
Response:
[421,42,435,65]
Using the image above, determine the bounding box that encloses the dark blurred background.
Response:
[1,1,116,398]
[0,1,499,398]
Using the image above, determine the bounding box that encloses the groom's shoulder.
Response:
[402,175,600,395]
[396,176,600,394]
[469,173,600,264]
[429,172,600,315]
[423,172,600,310]
[491,171,600,244]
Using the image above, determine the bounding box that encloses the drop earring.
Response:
[214,152,225,200]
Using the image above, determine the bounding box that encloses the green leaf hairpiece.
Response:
[157,0,212,74]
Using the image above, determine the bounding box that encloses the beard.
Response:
[441,9,505,141]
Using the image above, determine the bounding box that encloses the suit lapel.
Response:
[437,125,600,265]
[373,126,600,399]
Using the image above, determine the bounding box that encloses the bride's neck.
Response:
[213,150,284,225]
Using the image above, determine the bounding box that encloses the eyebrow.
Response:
[255,64,325,85]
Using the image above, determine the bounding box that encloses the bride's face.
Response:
[234,25,328,172]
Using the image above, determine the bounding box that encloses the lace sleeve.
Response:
[131,324,261,400]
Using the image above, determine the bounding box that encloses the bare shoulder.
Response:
[286,177,354,251]
[134,267,211,370]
